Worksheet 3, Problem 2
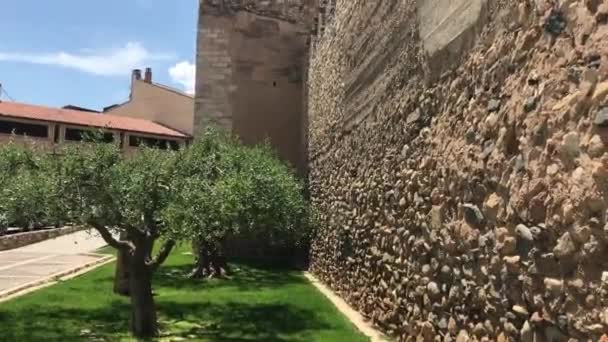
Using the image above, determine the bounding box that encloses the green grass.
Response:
[0,246,368,342]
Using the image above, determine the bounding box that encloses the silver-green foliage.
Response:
[0,142,51,231]
[0,130,309,253]
[164,129,310,252]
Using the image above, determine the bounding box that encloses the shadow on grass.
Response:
[0,261,328,341]
[155,262,306,292]
[0,299,327,342]
[158,302,330,342]
[0,300,130,341]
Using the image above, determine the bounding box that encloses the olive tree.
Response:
[0,137,180,337]
[55,142,177,337]
[165,130,309,278]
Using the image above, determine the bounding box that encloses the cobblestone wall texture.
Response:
[307,0,608,340]
[200,0,315,22]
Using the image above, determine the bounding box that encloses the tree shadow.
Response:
[0,300,130,341]
[154,262,307,292]
[0,298,329,342]
[0,260,330,341]
[157,301,330,342]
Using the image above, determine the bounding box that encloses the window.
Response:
[129,135,179,150]
[65,128,114,143]
[53,125,60,143]
[0,119,48,138]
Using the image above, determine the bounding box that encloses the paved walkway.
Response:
[0,229,109,296]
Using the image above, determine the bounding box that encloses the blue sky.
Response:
[0,0,198,110]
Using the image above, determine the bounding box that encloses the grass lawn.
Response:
[0,246,368,341]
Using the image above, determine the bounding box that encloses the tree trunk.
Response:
[190,240,230,279]
[114,248,131,296]
[113,232,131,296]
[129,243,157,337]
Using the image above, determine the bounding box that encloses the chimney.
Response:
[144,68,152,83]
[132,69,142,81]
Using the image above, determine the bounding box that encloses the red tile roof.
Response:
[0,101,188,138]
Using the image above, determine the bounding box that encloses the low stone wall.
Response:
[0,226,82,251]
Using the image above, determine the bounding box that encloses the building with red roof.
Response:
[0,99,189,151]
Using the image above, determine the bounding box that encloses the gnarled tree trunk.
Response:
[114,235,131,296]
[91,223,175,339]
[190,239,230,279]
[114,232,155,296]
[129,242,157,338]
[114,249,131,296]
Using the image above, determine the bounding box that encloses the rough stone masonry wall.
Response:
[200,0,316,23]
[308,0,608,341]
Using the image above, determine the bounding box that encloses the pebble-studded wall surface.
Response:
[307,0,608,340]
[200,0,315,23]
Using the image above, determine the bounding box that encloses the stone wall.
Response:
[200,0,316,24]
[0,226,82,251]
[195,10,234,132]
[307,0,608,340]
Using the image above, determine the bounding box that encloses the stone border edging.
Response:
[0,253,115,303]
[0,226,84,251]
[304,272,390,342]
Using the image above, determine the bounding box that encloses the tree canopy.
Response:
[0,142,52,232]
[167,131,308,244]
[165,131,310,277]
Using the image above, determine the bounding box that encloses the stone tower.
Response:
[194,0,316,174]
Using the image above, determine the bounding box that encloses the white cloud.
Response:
[0,42,173,76]
[169,61,196,95]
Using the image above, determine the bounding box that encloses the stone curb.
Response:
[304,272,390,342]
[0,253,115,303]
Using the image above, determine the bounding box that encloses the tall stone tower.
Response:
[194,0,315,174]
